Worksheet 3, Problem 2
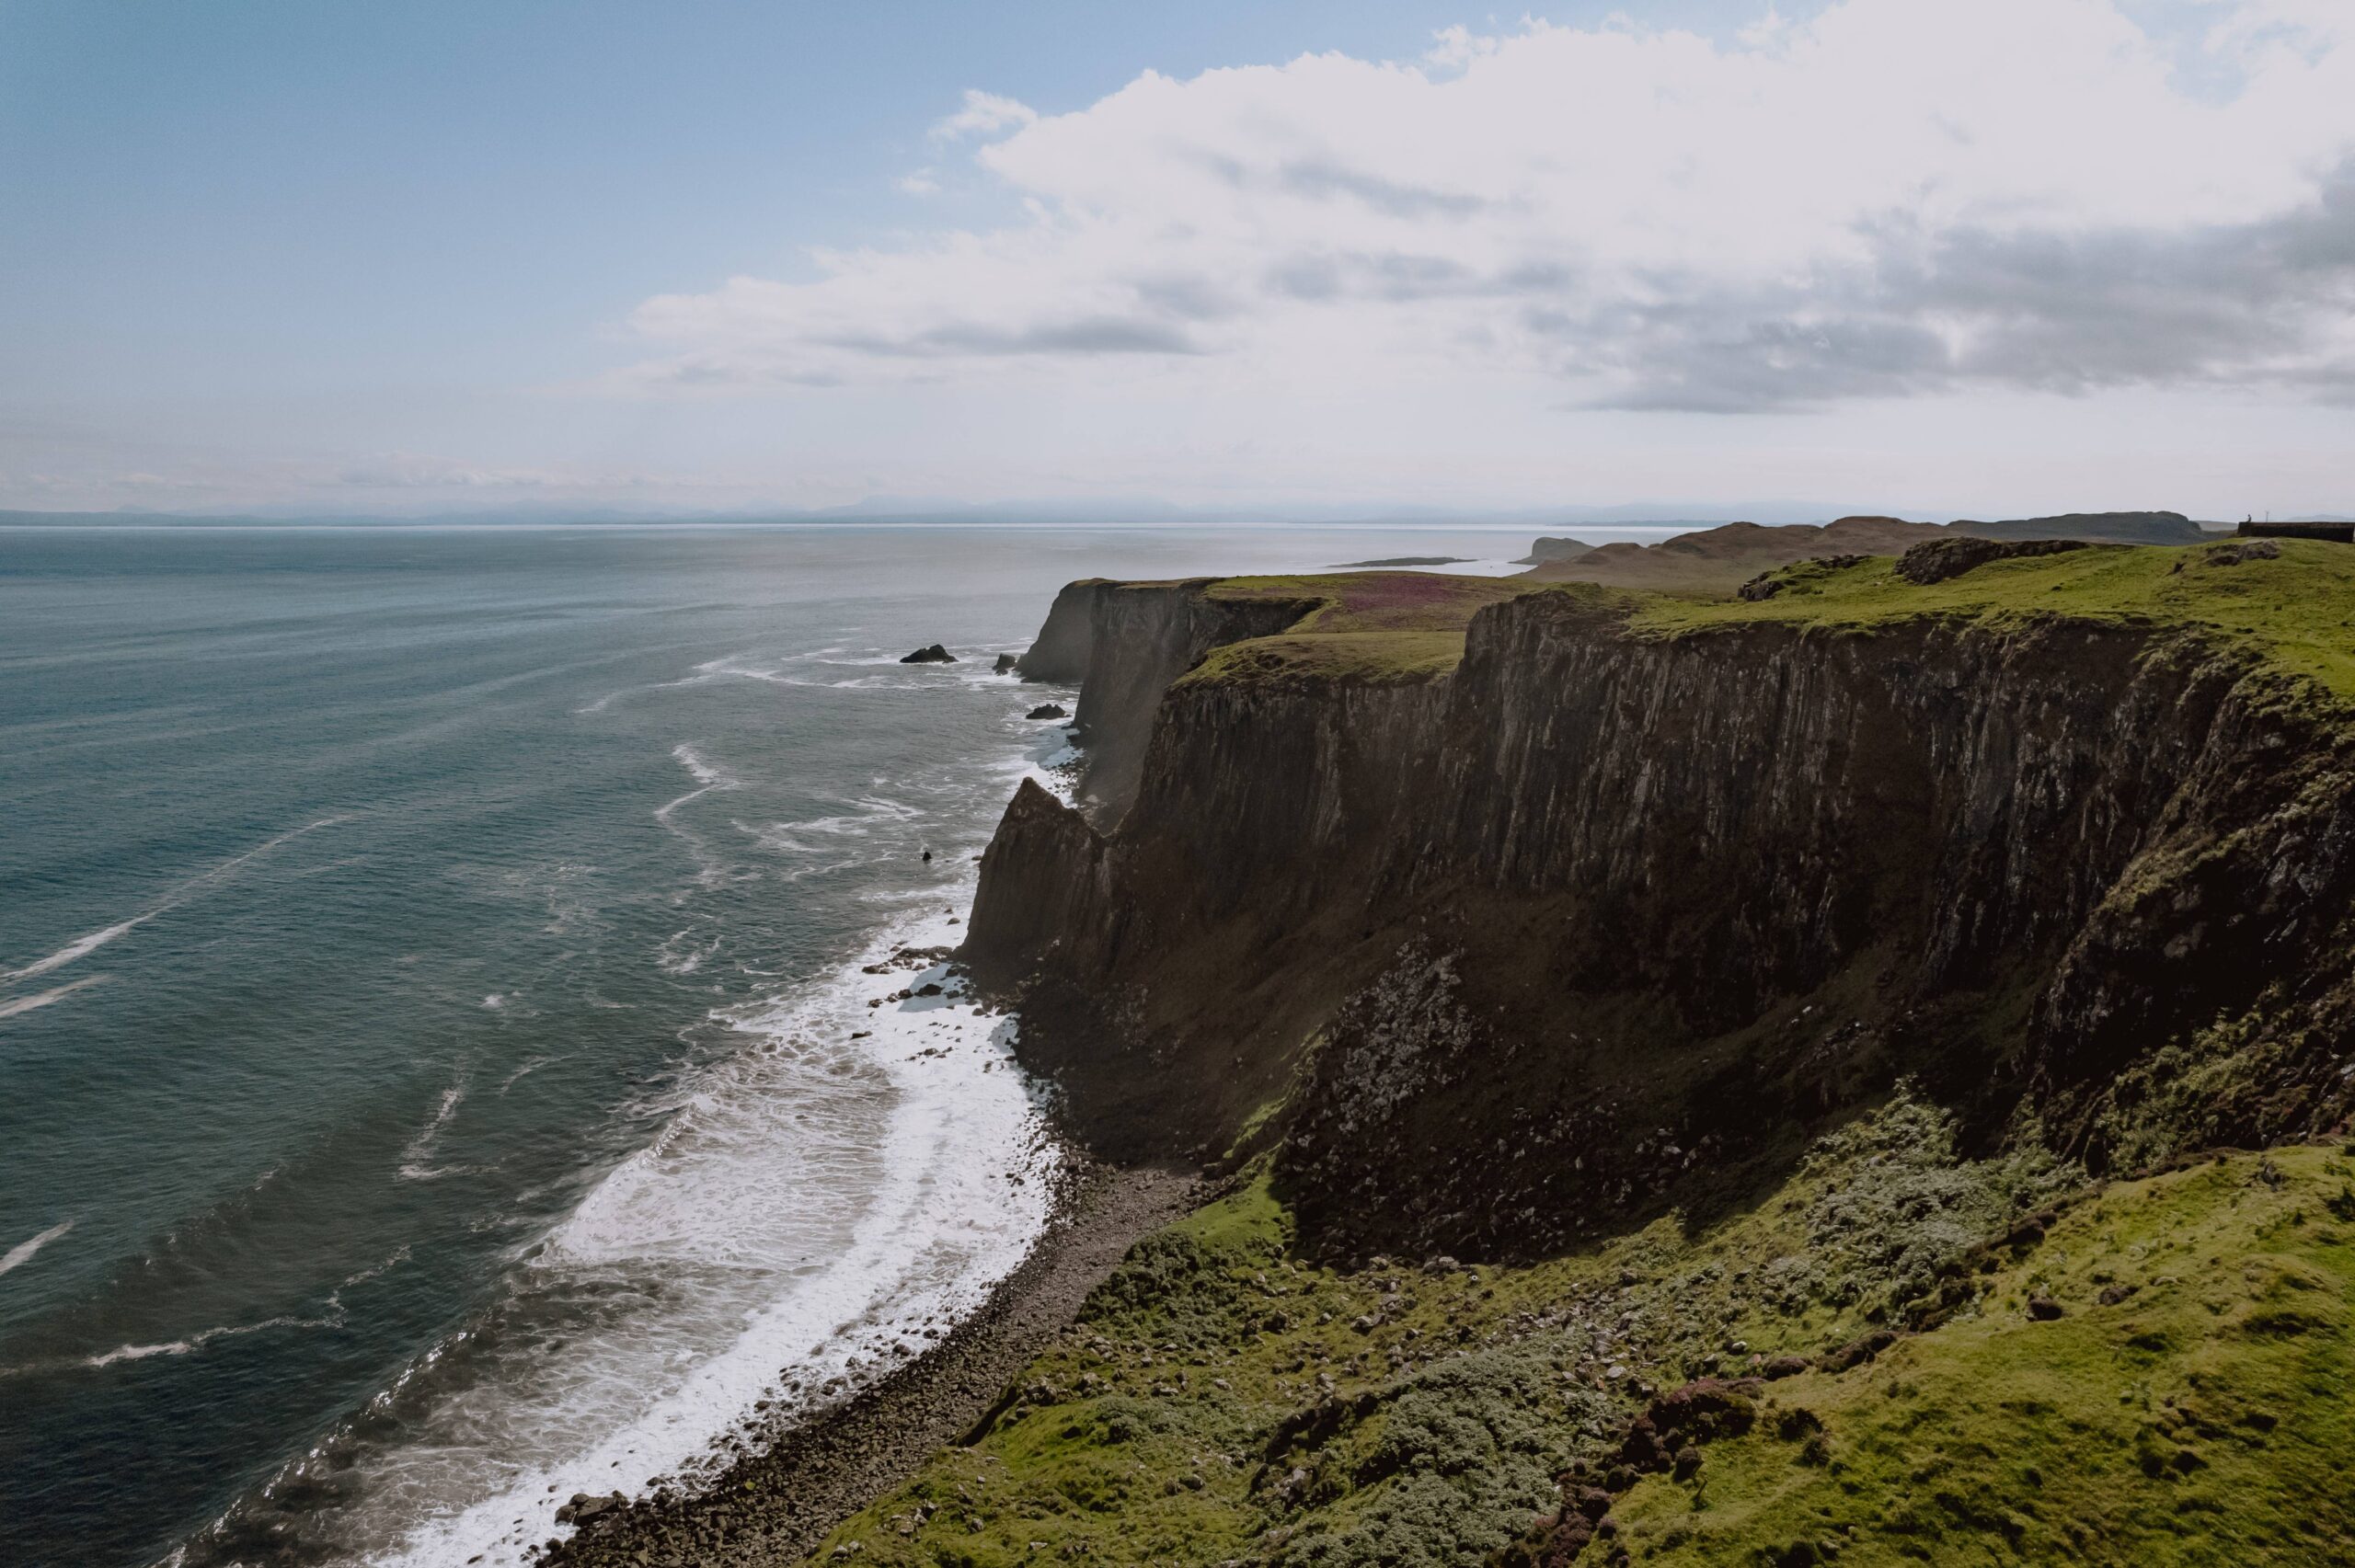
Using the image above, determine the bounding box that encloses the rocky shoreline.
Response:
[533,1160,1199,1568]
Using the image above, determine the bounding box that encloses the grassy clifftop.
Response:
[1635,538,2355,701]
[1155,540,2355,698]
[1178,572,1537,685]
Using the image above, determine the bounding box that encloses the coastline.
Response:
[534,1156,1200,1568]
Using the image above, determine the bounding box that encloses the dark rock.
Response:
[2097,1283,2140,1306]
[555,1492,625,1526]
[1760,1354,1810,1380]
[1647,1378,1763,1444]
[915,982,945,997]
[1894,534,2092,585]
[2181,539,2281,569]
[994,653,1019,673]
[1818,1329,1898,1373]
[1736,571,1783,601]
[900,645,957,664]
[2028,1296,2066,1321]
[1617,1415,1667,1471]
[1027,704,1070,720]
[1671,1446,1703,1480]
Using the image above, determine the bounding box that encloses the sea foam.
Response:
[320,899,1057,1568]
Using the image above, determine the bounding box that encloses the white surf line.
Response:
[0,1219,74,1280]
[655,744,747,888]
[0,814,354,984]
[397,1078,470,1182]
[0,975,108,1022]
[577,651,815,715]
[654,744,741,822]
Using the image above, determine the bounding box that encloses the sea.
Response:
[0,520,1597,1568]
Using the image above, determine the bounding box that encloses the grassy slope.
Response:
[797,1097,2355,1567]
[1613,1146,2355,1566]
[1517,518,1944,597]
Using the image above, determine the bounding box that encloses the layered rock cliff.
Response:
[969,552,2355,1258]
[1010,578,1322,824]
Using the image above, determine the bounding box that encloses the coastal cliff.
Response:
[971,549,2355,1261]
[766,542,2355,1567]
[557,543,2355,1568]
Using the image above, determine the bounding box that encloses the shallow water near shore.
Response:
[0,521,1541,1567]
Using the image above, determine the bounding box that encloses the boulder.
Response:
[900,645,957,664]
[1894,535,2091,585]
[1027,704,1070,720]
[994,653,1019,673]
[556,1491,625,1526]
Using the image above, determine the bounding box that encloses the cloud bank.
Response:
[617,0,2355,413]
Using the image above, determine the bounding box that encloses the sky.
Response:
[1,0,2349,520]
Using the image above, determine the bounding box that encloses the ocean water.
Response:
[0,521,1554,1568]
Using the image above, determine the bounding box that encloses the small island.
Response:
[1327,555,1473,567]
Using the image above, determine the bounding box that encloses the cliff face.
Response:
[1059,580,1320,823]
[1011,578,1107,684]
[970,575,2355,1256]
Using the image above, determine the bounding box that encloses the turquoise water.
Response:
[0,523,1534,1567]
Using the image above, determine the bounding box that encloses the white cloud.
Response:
[895,168,942,196]
[615,0,2355,413]
[931,88,1038,141]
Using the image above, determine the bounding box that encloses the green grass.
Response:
[1178,572,1539,685]
[1610,1145,2355,1566]
[802,1093,2288,1567]
[802,1111,2355,1565]
[1628,540,2355,701]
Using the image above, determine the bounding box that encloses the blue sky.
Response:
[2,0,2349,518]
